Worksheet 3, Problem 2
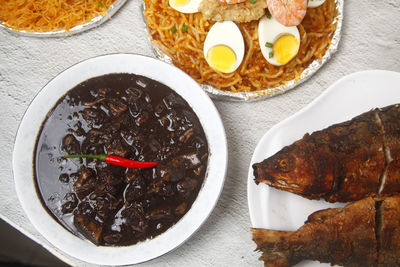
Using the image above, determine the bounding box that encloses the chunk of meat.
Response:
[80,108,106,127]
[61,134,80,154]
[73,168,96,199]
[122,203,148,232]
[74,214,103,245]
[103,232,123,244]
[105,138,129,158]
[61,193,78,214]
[171,152,203,170]
[149,207,172,221]
[124,177,146,203]
[174,202,187,215]
[199,0,267,23]
[106,98,127,116]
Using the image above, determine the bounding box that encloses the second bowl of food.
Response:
[13,53,227,265]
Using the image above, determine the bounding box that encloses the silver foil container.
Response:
[0,0,127,37]
[142,0,344,101]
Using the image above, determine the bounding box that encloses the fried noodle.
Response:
[143,0,338,92]
[0,0,116,32]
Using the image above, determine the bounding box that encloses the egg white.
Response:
[203,21,244,73]
[258,15,300,66]
[308,0,326,8]
[169,0,202,14]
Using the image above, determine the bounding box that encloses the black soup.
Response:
[34,73,209,246]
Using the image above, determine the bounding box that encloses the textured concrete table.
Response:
[1,1,400,266]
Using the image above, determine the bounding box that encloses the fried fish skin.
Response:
[376,104,400,195]
[377,195,400,266]
[252,195,400,267]
[252,197,377,267]
[253,107,386,203]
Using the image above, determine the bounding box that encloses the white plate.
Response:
[13,54,227,265]
[0,0,126,37]
[247,70,400,266]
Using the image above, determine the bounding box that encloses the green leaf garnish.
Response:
[265,42,273,48]
[266,8,272,19]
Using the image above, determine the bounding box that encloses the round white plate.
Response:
[1,0,126,37]
[13,54,227,265]
[247,70,400,266]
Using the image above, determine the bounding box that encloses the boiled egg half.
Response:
[169,0,202,13]
[203,21,244,73]
[308,0,326,8]
[258,15,300,66]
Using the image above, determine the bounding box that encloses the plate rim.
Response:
[12,53,228,265]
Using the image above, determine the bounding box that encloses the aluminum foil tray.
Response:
[0,0,127,37]
[142,0,343,101]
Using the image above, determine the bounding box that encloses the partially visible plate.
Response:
[247,70,400,266]
[13,54,227,265]
[0,0,126,37]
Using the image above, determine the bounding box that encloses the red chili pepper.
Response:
[64,154,157,168]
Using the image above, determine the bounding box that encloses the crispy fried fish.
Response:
[252,195,400,267]
[253,104,400,202]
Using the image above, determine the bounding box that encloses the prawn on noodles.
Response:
[267,0,307,26]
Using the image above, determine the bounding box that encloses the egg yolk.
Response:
[170,0,189,6]
[207,45,237,73]
[273,34,299,65]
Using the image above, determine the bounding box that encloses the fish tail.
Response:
[251,228,293,267]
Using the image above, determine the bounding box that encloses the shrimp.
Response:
[219,0,247,4]
[266,0,307,26]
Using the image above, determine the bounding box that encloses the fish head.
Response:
[253,142,335,198]
[262,150,296,173]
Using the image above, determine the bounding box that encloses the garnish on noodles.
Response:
[143,0,338,92]
[0,0,116,33]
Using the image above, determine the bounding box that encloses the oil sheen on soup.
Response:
[34,73,209,246]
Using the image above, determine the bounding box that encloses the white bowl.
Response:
[13,54,227,265]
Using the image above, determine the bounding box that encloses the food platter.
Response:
[247,70,400,266]
[142,0,344,101]
[0,0,127,37]
[13,54,227,265]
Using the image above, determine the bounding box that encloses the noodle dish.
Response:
[143,0,342,98]
[0,0,126,36]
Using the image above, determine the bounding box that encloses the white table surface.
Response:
[1,1,399,266]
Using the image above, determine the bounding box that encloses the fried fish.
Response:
[253,103,400,202]
[251,195,400,267]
